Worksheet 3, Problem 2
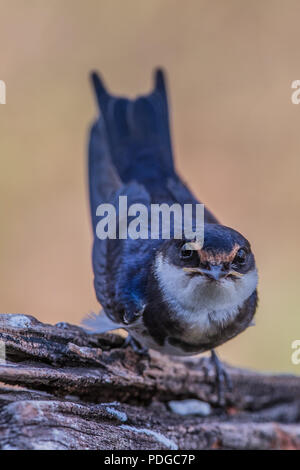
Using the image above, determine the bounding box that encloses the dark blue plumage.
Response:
[88,69,214,321]
[91,70,175,191]
[84,69,258,403]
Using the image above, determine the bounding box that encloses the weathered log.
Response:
[0,313,299,450]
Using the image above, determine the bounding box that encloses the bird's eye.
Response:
[180,244,194,260]
[234,248,247,265]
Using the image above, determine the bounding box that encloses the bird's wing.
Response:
[91,180,151,323]
[88,106,153,323]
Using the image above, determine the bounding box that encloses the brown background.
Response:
[1,0,299,373]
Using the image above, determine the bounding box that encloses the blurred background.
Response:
[1,0,300,373]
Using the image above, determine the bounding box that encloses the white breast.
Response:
[153,253,258,346]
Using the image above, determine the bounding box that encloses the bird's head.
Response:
[153,224,258,316]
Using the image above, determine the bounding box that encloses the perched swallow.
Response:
[83,69,258,403]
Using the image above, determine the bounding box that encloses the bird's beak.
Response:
[183,266,244,280]
[183,267,204,275]
[183,265,225,280]
[228,269,244,278]
[203,265,227,281]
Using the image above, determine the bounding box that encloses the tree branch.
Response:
[0,314,299,450]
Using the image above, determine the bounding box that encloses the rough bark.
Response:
[0,313,299,450]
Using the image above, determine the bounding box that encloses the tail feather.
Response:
[91,71,111,113]
[154,68,166,92]
[130,97,158,137]
[90,68,175,189]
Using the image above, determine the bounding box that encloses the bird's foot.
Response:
[122,334,149,358]
[209,350,233,407]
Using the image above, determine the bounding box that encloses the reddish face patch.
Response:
[197,243,240,265]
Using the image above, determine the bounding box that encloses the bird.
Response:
[83,68,258,404]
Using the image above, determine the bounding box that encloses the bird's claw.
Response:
[122,334,149,357]
[210,350,233,407]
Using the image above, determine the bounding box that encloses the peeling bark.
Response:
[0,314,299,450]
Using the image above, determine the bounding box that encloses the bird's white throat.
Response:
[154,253,258,334]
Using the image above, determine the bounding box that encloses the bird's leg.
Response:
[122,334,149,357]
[210,349,233,406]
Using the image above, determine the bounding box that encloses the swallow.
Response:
[82,69,258,404]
